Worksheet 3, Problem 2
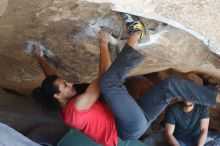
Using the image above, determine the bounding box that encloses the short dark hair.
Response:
[32,74,61,111]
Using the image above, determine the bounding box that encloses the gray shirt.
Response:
[164,102,209,140]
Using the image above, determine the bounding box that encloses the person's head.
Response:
[32,74,77,111]
[183,101,194,107]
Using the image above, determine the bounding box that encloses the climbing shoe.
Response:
[121,13,146,39]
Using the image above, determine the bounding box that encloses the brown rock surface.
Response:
[0,88,68,144]
[0,0,8,18]
[86,0,220,55]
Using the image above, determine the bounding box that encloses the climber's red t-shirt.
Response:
[61,97,118,146]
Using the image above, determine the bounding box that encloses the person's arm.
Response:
[37,57,55,77]
[75,29,112,110]
[33,44,55,77]
[165,124,180,146]
[197,118,209,146]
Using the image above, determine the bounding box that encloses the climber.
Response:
[32,26,118,146]
[32,13,220,146]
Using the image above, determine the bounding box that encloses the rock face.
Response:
[0,0,8,17]
[85,0,220,55]
[0,0,220,144]
[0,0,220,90]
[0,88,68,145]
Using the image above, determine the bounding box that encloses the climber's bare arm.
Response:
[75,29,112,110]
[33,44,55,77]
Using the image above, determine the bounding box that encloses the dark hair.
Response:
[32,74,61,111]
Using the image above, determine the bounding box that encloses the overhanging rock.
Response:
[0,0,220,91]
[83,0,220,56]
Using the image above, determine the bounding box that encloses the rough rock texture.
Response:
[0,88,68,145]
[0,0,8,18]
[85,0,220,55]
[1,0,220,144]
[1,0,220,91]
